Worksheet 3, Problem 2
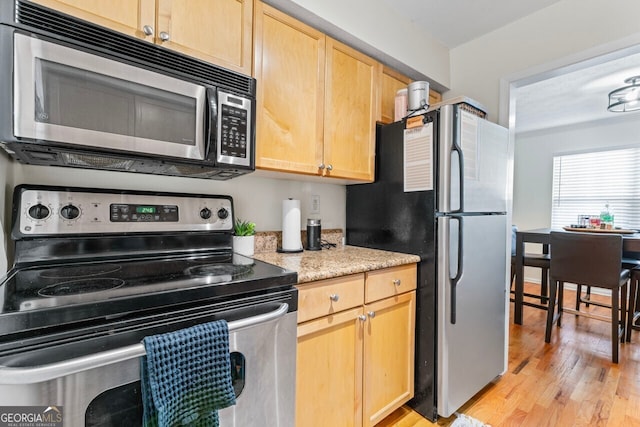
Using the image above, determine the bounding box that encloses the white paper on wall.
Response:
[403,122,433,192]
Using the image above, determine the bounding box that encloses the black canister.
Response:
[306,218,321,250]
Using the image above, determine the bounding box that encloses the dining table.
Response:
[513,227,640,325]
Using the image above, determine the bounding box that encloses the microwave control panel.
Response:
[217,90,252,168]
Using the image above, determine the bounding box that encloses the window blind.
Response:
[551,147,640,230]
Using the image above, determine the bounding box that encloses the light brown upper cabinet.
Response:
[254,2,380,182]
[380,66,443,124]
[32,0,253,75]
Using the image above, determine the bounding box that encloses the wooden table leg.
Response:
[514,233,524,325]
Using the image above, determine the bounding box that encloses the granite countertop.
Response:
[252,245,420,284]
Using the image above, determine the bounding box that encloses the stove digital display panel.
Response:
[110,204,179,222]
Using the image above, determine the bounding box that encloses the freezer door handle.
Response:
[450,216,464,324]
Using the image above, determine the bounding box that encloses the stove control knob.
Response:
[217,208,229,219]
[28,204,50,220]
[60,204,80,220]
[199,207,212,220]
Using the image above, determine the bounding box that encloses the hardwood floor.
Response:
[378,283,640,426]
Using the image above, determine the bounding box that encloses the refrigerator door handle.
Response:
[450,216,463,324]
[451,123,465,213]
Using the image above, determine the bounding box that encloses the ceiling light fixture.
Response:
[608,76,640,112]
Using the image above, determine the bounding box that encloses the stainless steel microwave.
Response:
[0,1,256,180]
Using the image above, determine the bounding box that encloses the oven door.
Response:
[13,31,207,161]
[0,302,297,427]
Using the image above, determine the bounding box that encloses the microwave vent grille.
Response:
[14,1,255,96]
[164,164,223,178]
[3,141,251,180]
[61,152,135,170]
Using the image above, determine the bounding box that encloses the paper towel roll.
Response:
[282,199,302,251]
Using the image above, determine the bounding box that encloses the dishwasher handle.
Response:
[0,303,290,384]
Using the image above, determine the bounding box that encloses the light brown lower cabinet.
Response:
[363,291,415,426]
[295,264,416,427]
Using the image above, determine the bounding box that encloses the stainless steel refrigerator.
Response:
[346,101,510,421]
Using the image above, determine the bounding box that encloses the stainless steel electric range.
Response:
[0,185,298,426]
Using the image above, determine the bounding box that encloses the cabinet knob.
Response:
[318,163,325,170]
[326,164,333,171]
[329,294,339,302]
[142,25,154,36]
[368,311,376,318]
[159,31,171,42]
[393,279,401,286]
[358,315,367,322]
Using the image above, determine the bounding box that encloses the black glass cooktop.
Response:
[0,252,296,336]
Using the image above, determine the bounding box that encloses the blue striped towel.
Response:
[141,320,236,427]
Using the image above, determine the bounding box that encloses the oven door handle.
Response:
[0,302,290,384]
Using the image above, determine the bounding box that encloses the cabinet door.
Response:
[253,2,325,175]
[381,66,443,124]
[363,291,416,427]
[297,274,365,323]
[32,0,155,41]
[323,38,380,182]
[296,307,364,427]
[156,0,253,74]
[381,66,412,124]
[429,88,443,105]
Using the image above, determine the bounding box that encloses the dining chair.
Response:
[576,251,640,310]
[545,231,630,363]
[575,251,640,342]
[510,225,551,310]
[627,267,640,342]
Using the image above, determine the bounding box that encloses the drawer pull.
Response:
[358,315,367,322]
[367,311,376,318]
[329,294,339,302]
[393,279,401,286]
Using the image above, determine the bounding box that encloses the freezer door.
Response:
[436,214,507,417]
[438,105,509,213]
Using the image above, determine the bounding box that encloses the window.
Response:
[551,147,640,230]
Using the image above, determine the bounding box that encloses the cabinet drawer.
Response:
[296,274,365,323]
[365,264,417,303]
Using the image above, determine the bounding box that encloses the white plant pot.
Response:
[233,235,255,257]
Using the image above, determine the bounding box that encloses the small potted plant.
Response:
[233,218,256,257]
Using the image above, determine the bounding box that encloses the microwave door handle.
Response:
[205,87,218,157]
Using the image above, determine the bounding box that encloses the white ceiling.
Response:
[381,0,640,133]
[378,0,562,48]
[514,52,640,133]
